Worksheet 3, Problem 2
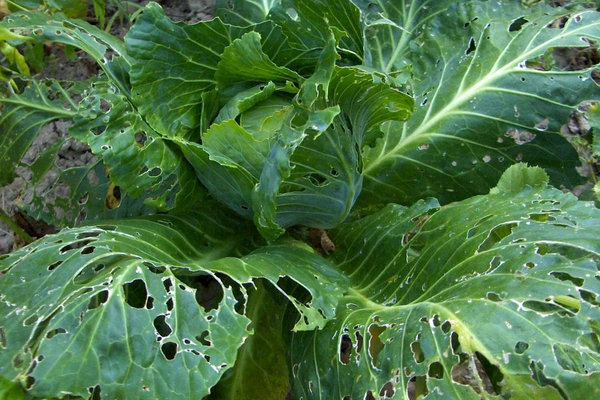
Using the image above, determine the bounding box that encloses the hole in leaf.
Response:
[166,298,174,311]
[523,300,575,316]
[161,342,177,360]
[486,292,502,302]
[355,331,364,352]
[93,264,105,272]
[330,167,339,177]
[528,213,548,222]
[475,352,503,394]
[554,343,589,374]
[105,184,121,209]
[148,167,162,177]
[411,340,425,363]
[529,360,568,398]
[146,264,165,274]
[477,223,517,252]
[364,390,375,400]
[452,354,496,395]
[580,289,600,306]
[509,17,528,32]
[135,131,147,147]
[407,376,428,400]
[46,328,66,339]
[578,332,600,353]
[277,276,312,310]
[153,315,172,337]
[81,246,95,255]
[25,376,35,390]
[339,334,352,364]
[178,274,224,312]
[368,324,386,367]
[100,99,111,112]
[196,330,211,346]
[59,239,94,254]
[536,244,549,255]
[91,126,105,135]
[23,314,38,326]
[123,279,148,309]
[515,341,529,354]
[441,321,451,334]
[163,278,173,293]
[466,37,476,55]
[428,361,444,379]
[306,173,329,187]
[90,385,101,400]
[78,192,89,205]
[88,290,109,310]
[96,225,116,231]
[450,332,461,354]
[551,271,584,287]
[48,261,62,271]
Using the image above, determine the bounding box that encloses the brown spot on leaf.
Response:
[105,183,121,209]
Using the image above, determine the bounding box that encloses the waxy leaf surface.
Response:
[291,164,600,399]
[0,205,347,399]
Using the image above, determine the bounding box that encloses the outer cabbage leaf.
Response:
[69,81,205,211]
[24,161,158,227]
[0,79,161,227]
[291,164,600,399]
[0,205,347,399]
[0,80,76,185]
[360,2,600,206]
[0,77,204,223]
[0,10,130,94]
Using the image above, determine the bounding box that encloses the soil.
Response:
[0,0,215,254]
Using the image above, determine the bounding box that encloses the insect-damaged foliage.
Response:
[291,164,600,399]
[0,203,347,399]
[1,0,600,399]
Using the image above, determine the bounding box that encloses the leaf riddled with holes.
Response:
[355,1,600,205]
[0,204,346,400]
[290,164,600,399]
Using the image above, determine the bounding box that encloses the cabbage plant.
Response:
[1,1,600,399]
